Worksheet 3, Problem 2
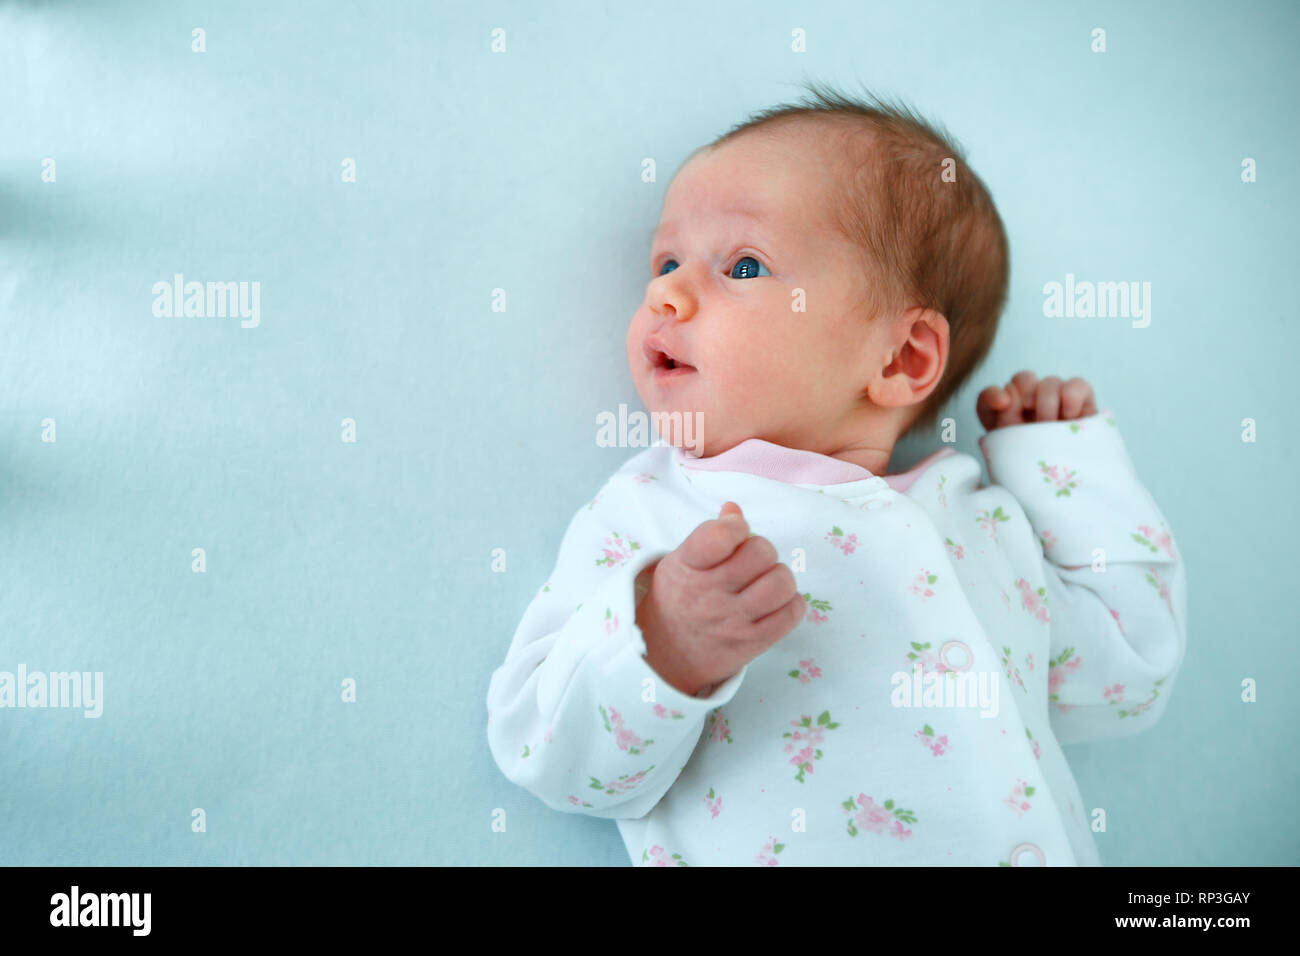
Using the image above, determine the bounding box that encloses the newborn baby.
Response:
[486,88,1187,866]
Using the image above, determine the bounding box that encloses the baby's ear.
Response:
[875,307,948,410]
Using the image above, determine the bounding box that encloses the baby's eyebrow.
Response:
[649,208,769,248]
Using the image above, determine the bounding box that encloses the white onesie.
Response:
[485,411,1187,866]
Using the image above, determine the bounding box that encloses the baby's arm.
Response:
[979,405,1187,744]
[485,469,754,818]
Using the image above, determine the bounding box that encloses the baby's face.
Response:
[627,128,889,458]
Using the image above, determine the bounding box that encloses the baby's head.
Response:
[626,83,1009,472]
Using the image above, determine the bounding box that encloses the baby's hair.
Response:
[708,80,1010,439]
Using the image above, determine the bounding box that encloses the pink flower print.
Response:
[1003,779,1035,819]
[632,473,657,484]
[1040,529,1059,551]
[641,845,687,867]
[566,794,593,808]
[1000,646,1026,691]
[1121,697,1153,718]
[856,796,891,834]
[704,787,722,819]
[1025,727,1041,761]
[706,708,733,744]
[1000,588,1012,611]
[825,525,858,555]
[1026,653,1035,673]
[1047,647,1080,703]
[1133,524,1176,559]
[936,474,948,507]
[943,536,965,560]
[910,569,937,600]
[842,794,918,838]
[1037,460,1078,497]
[589,765,655,795]
[1108,606,1127,636]
[916,724,950,756]
[594,531,640,567]
[801,593,832,623]
[789,745,816,780]
[782,711,840,783]
[756,836,785,866]
[976,506,1010,540]
[602,608,619,635]
[906,641,959,676]
[585,492,603,511]
[905,641,948,675]
[1016,577,1050,623]
[598,704,654,755]
[1103,683,1125,703]
[652,704,684,720]
[1117,679,1165,719]
[1145,566,1174,615]
[788,657,823,683]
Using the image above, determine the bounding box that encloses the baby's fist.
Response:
[977,371,1096,430]
[636,502,804,697]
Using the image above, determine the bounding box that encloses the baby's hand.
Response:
[636,502,805,697]
[977,371,1097,430]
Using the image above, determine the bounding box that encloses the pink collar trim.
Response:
[677,439,955,492]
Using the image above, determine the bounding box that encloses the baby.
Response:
[486,85,1187,866]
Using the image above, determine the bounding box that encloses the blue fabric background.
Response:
[1,0,1295,864]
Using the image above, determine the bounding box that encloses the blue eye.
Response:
[655,255,770,278]
[729,255,770,279]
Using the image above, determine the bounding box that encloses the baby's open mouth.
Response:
[652,352,696,379]
[644,335,697,377]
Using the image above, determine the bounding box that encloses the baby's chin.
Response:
[642,404,709,457]
[647,412,765,461]
[638,393,767,459]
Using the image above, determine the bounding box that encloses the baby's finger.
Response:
[976,386,1008,431]
[678,508,750,570]
[1011,370,1039,410]
[749,592,806,646]
[1035,377,1063,422]
[714,534,780,592]
[737,563,798,621]
[997,380,1025,428]
[1080,394,1099,418]
[1060,378,1092,419]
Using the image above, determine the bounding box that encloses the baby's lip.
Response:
[643,333,696,372]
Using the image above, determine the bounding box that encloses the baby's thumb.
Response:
[719,501,744,520]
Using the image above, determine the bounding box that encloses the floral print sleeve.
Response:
[485,451,751,820]
[490,419,1173,866]
[978,411,1187,744]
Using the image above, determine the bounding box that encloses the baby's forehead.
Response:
[668,127,849,217]
[732,115,869,170]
